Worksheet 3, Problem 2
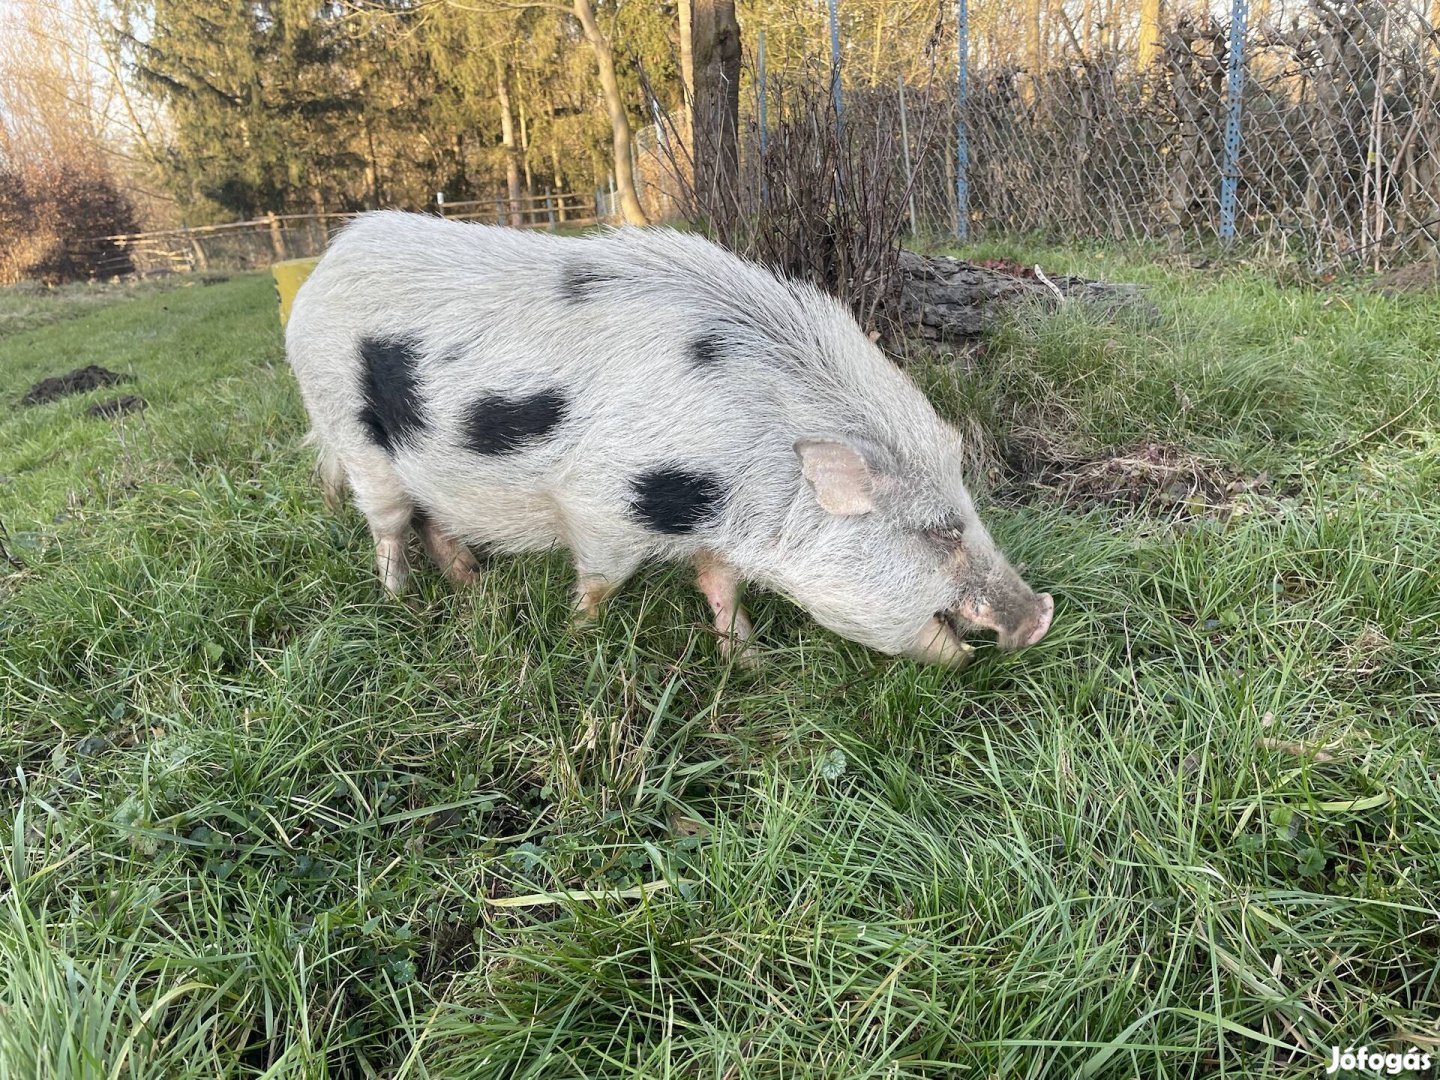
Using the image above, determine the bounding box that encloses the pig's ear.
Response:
[794,438,878,516]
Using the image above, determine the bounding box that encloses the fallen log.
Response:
[897,250,1155,342]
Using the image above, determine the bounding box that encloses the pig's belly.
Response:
[453,490,566,553]
[397,465,568,553]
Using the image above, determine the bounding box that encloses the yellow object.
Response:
[271,257,318,327]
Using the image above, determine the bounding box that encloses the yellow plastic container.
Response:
[271,257,319,328]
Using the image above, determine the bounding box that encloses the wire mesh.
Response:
[713,0,1440,271]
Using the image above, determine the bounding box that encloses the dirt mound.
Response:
[87,395,147,419]
[1371,260,1439,296]
[21,365,130,406]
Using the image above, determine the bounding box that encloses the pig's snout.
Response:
[1018,592,1054,648]
[957,588,1054,652]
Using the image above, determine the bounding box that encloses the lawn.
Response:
[0,252,1437,1079]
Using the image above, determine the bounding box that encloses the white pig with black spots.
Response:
[285,211,1054,665]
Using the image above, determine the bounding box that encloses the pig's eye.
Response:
[923,521,966,546]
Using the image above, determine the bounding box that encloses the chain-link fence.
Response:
[72,1,1440,277]
[722,0,1440,272]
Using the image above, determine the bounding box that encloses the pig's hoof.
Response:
[719,638,762,670]
[569,609,602,632]
[443,558,481,588]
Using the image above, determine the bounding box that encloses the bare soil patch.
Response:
[1371,259,1439,295]
[21,364,130,406]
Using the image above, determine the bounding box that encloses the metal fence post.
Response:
[827,0,843,137]
[546,188,557,230]
[955,0,970,240]
[1219,0,1249,245]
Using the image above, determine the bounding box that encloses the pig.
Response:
[284,211,1053,666]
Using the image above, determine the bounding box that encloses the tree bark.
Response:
[360,111,380,209]
[496,59,524,227]
[573,0,648,225]
[1137,0,1162,70]
[519,96,534,197]
[1027,0,1043,77]
[690,0,741,206]
[679,0,695,128]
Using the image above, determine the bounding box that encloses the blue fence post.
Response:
[827,0,843,138]
[1219,0,1249,245]
[955,0,970,240]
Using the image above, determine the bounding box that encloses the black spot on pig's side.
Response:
[630,468,724,535]
[462,389,569,455]
[357,336,428,454]
[560,264,609,302]
[688,332,726,370]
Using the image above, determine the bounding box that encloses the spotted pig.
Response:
[284,211,1053,665]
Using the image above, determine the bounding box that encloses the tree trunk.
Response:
[1137,0,1162,70]
[573,0,648,225]
[869,2,887,86]
[690,0,741,206]
[1027,0,1043,76]
[679,0,695,127]
[547,103,568,222]
[360,111,381,209]
[519,97,534,197]
[496,59,524,227]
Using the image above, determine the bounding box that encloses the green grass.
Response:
[1,254,1437,1078]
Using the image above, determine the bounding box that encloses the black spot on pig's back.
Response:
[462,389,569,455]
[687,331,726,370]
[559,263,610,302]
[358,336,428,453]
[630,468,724,535]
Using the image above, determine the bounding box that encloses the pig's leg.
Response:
[571,548,642,624]
[414,512,481,587]
[345,457,414,594]
[693,552,755,662]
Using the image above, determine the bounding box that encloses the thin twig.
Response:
[1033,265,1066,304]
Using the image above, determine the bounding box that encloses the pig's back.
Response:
[286,213,944,554]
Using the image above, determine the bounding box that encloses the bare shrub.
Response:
[0,0,140,283]
[648,61,946,341]
[0,164,137,284]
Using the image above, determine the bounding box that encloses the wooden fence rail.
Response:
[71,194,598,277]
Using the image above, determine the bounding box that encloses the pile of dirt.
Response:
[1000,440,1276,520]
[1370,259,1439,296]
[21,365,130,406]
